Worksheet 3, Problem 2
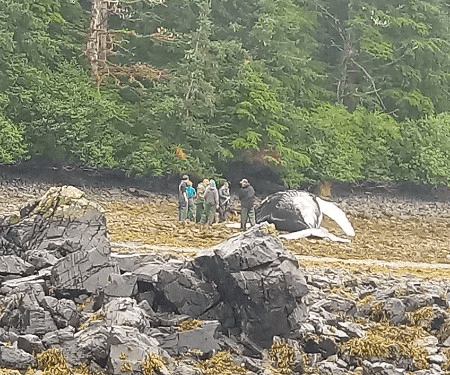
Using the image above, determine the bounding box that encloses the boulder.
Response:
[40,296,80,328]
[161,320,221,356]
[103,298,149,331]
[107,326,166,375]
[0,255,34,276]
[0,346,35,369]
[104,273,137,298]
[135,261,220,316]
[0,186,110,261]
[51,247,120,295]
[17,334,44,354]
[192,223,309,347]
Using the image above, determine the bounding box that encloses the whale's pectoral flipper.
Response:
[279,228,351,243]
[316,197,355,236]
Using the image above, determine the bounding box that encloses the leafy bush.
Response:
[10,61,130,167]
[392,113,450,185]
[0,114,27,164]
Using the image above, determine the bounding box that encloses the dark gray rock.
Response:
[107,326,166,375]
[0,345,35,369]
[304,336,338,359]
[104,298,148,331]
[161,320,221,356]
[110,253,161,273]
[337,321,365,338]
[0,278,46,302]
[26,186,111,256]
[0,255,34,276]
[317,360,348,375]
[0,186,110,259]
[17,334,44,354]
[74,322,110,364]
[383,298,407,325]
[21,306,58,336]
[25,249,59,269]
[192,223,308,347]
[321,296,357,316]
[135,261,220,316]
[402,294,433,312]
[41,296,80,328]
[42,326,75,347]
[362,360,405,375]
[51,247,119,294]
[0,292,57,336]
[104,273,137,298]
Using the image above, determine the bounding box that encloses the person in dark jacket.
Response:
[201,179,219,225]
[178,175,189,221]
[218,181,231,222]
[238,178,255,230]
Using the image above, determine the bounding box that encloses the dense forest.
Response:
[1,0,450,186]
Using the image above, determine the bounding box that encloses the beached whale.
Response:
[255,190,355,243]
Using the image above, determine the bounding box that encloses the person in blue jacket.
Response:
[186,180,197,221]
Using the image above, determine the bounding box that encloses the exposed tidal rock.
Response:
[0,186,110,260]
[0,345,36,369]
[2,184,450,375]
[193,223,309,347]
[50,247,120,296]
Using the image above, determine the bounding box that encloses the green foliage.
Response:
[0,114,27,164]
[2,0,450,186]
[392,113,450,185]
[10,61,130,167]
[287,103,402,184]
[338,0,450,118]
[0,95,27,164]
[298,103,364,182]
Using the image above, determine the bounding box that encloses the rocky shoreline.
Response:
[0,180,450,374]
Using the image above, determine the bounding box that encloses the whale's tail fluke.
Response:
[316,197,355,236]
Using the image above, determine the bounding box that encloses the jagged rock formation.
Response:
[0,185,450,375]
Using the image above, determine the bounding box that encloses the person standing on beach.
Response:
[195,178,209,223]
[238,178,255,230]
[186,180,196,221]
[178,175,189,221]
[202,180,219,225]
[218,181,231,222]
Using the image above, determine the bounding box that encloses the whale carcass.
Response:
[255,190,355,242]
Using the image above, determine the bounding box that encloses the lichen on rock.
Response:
[34,186,104,221]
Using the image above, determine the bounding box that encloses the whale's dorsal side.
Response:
[255,190,355,241]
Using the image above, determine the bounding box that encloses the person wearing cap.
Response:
[201,179,219,225]
[178,174,189,221]
[195,178,209,223]
[238,178,255,230]
[186,180,197,221]
[218,181,231,222]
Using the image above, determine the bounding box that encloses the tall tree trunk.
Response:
[85,0,117,85]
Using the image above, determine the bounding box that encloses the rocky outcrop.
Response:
[1,185,450,375]
[193,225,308,347]
[0,185,110,262]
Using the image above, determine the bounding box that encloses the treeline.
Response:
[1,0,450,186]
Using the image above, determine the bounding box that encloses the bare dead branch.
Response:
[350,57,386,110]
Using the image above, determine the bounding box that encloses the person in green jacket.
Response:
[195,178,209,223]
[201,179,219,225]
